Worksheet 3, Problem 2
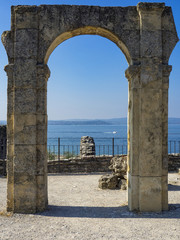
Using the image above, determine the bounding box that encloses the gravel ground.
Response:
[0,173,180,240]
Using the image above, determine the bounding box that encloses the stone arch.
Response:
[1,2,178,213]
[44,26,131,64]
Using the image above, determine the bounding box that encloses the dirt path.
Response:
[0,173,180,240]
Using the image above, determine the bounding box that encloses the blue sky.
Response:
[0,0,179,120]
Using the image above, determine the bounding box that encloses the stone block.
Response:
[36,144,47,175]
[139,176,162,212]
[6,153,14,212]
[14,145,36,174]
[14,88,37,114]
[14,59,37,88]
[140,64,163,87]
[36,64,50,87]
[14,5,38,29]
[115,7,139,31]
[7,143,13,165]
[162,30,179,64]
[128,88,140,175]
[15,29,38,58]
[14,125,36,145]
[128,173,139,211]
[162,90,168,121]
[140,88,162,122]
[13,174,37,213]
[139,141,162,177]
[36,89,47,114]
[162,175,168,210]
[139,13,163,31]
[139,88,163,176]
[7,115,14,145]
[140,30,162,58]
[162,121,168,176]
[162,154,168,176]
[37,74,48,89]
[7,181,14,212]
[36,175,48,212]
[36,114,47,145]
[115,29,140,62]
[14,114,36,145]
[137,3,165,31]
[7,89,14,115]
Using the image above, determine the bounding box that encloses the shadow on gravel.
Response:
[37,204,180,219]
[48,173,106,176]
[168,184,180,191]
[0,175,6,179]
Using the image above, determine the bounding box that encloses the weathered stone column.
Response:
[161,65,172,210]
[126,65,141,211]
[4,64,15,212]
[12,9,38,213]
[4,6,50,213]
[127,2,169,212]
[36,64,50,211]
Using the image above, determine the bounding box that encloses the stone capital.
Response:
[125,65,141,88]
[162,65,172,78]
[4,64,14,78]
[37,64,50,81]
[5,64,14,90]
[162,65,172,89]
[125,65,140,81]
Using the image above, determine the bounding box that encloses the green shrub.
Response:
[48,151,56,160]
[63,151,77,159]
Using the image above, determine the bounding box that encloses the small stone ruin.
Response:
[80,136,95,158]
[99,155,127,190]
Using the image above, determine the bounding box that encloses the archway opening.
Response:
[46,33,129,208]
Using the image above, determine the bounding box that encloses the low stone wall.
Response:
[48,154,180,174]
[1,154,180,175]
[48,156,112,173]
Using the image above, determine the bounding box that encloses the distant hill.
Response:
[48,120,111,125]
[1,118,180,126]
[105,118,127,125]
[48,118,126,125]
[48,118,180,125]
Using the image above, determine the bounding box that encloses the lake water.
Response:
[1,120,180,154]
[47,123,180,154]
